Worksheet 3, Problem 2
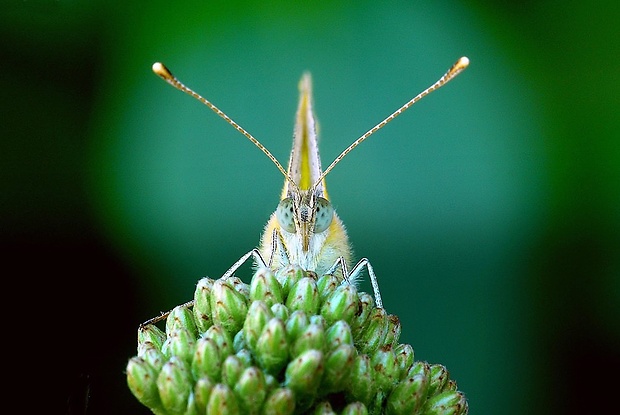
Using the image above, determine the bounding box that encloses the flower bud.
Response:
[371,345,398,392]
[321,283,359,326]
[406,360,430,379]
[383,314,401,346]
[286,277,320,315]
[284,349,324,398]
[126,356,162,411]
[285,310,309,344]
[386,373,429,415]
[341,401,369,415]
[210,279,248,336]
[138,344,165,373]
[275,264,306,300]
[444,379,458,392]
[235,349,253,368]
[191,337,222,381]
[325,320,354,350]
[193,377,214,414]
[234,366,267,413]
[316,274,339,302]
[356,307,388,354]
[193,277,215,333]
[349,292,374,335]
[256,317,289,375]
[165,305,197,338]
[292,323,326,357]
[265,373,278,391]
[204,324,234,359]
[226,275,250,298]
[138,324,166,352]
[157,356,192,415]
[129,262,469,414]
[163,327,196,364]
[428,364,450,396]
[422,390,468,415]
[393,343,414,381]
[271,303,289,321]
[206,383,240,415]
[262,387,295,415]
[310,314,326,327]
[221,354,245,388]
[250,267,283,307]
[345,354,373,406]
[322,344,357,393]
[233,330,246,352]
[243,301,273,352]
[185,392,199,415]
[313,401,336,414]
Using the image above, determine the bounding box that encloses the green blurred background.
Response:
[2,0,618,414]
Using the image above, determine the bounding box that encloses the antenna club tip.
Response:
[456,56,470,70]
[152,62,173,80]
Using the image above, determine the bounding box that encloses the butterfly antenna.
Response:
[312,56,469,190]
[152,62,300,194]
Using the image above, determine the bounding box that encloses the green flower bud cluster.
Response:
[127,265,468,415]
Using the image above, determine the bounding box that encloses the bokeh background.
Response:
[2,1,618,414]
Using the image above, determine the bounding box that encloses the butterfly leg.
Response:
[221,248,268,279]
[349,258,383,309]
[273,228,291,269]
[140,249,268,328]
[325,256,384,309]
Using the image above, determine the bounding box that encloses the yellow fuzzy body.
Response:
[259,209,352,278]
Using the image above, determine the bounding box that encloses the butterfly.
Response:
[144,56,468,325]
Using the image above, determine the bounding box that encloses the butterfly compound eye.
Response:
[276,198,296,233]
[313,197,334,233]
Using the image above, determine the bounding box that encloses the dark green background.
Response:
[2,1,618,414]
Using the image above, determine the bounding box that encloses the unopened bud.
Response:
[292,323,326,357]
[126,356,162,411]
[422,390,468,415]
[191,337,222,382]
[393,343,414,381]
[285,310,309,344]
[256,317,289,375]
[166,305,197,338]
[250,267,283,307]
[345,354,373,406]
[341,401,369,415]
[193,277,215,333]
[276,264,306,299]
[156,356,192,415]
[322,344,357,393]
[284,349,325,398]
[325,320,354,350]
[193,377,214,414]
[386,373,429,415]
[206,383,240,415]
[243,300,273,352]
[286,277,320,315]
[383,314,401,346]
[428,364,450,396]
[234,366,267,413]
[371,345,398,392]
[210,279,248,336]
[357,307,388,354]
[163,327,196,364]
[321,283,359,326]
[262,387,295,415]
[138,324,165,351]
